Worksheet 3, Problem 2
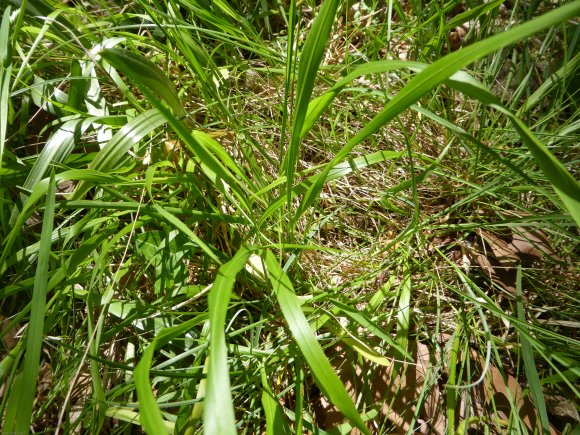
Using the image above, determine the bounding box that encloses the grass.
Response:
[1,0,579,433]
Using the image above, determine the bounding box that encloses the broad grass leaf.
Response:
[395,270,411,354]
[6,172,55,434]
[263,250,369,434]
[73,109,167,200]
[297,2,580,223]
[13,117,92,214]
[0,6,11,174]
[135,316,207,434]
[100,48,185,118]
[204,246,251,435]
[283,0,339,201]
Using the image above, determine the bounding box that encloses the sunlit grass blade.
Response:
[5,171,55,433]
[283,0,339,205]
[297,1,580,222]
[12,117,100,212]
[135,315,207,434]
[263,250,369,434]
[261,367,292,435]
[73,109,167,199]
[395,268,411,354]
[516,266,550,434]
[100,48,185,119]
[0,6,11,175]
[204,246,251,435]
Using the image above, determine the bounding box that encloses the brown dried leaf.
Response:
[480,230,519,267]
[545,395,580,424]
[459,350,560,434]
[313,342,446,434]
[509,227,560,262]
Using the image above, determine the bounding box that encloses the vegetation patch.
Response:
[1,0,579,433]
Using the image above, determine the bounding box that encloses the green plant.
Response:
[1,1,579,433]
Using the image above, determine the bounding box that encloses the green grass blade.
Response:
[153,203,222,265]
[444,0,504,32]
[297,1,580,222]
[0,6,11,175]
[9,171,56,433]
[330,299,411,360]
[283,0,339,204]
[395,268,411,354]
[261,368,292,435]
[263,250,369,435]
[135,316,207,434]
[99,48,185,118]
[73,109,167,199]
[516,266,550,434]
[204,246,251,435]
[13,118,92,212]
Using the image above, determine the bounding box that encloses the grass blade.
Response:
[516,266,550,434]
[135,316,208,434]
[0,6,11,175]
[204,246,251,435]
[100,48,185,118]
[73,109,167,200]
[7,171,56,433]
[263,250,369,434]
[283,0,339,208]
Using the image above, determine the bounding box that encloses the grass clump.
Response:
[1,0,579,433]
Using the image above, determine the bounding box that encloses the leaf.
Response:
[73,109,167,200]
[263,250,369,434]
[516,266,550,434]
[99,48,185,118]
[283,0,339,206]
[204,246,251,435]
[6,172,55,434]
[395,269,411,354]
[12,117,100,222]
[0,5,11,175]
[135,315,207,435]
